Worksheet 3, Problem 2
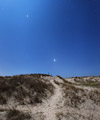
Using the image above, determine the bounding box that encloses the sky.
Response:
[0,0,100,77]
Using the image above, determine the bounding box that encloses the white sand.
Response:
[0,76,100,120]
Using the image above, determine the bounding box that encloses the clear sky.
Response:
[0,0,100,77]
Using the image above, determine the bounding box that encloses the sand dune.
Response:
[0,74,100,120]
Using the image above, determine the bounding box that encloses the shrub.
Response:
[0,94,6,104]
[89,90,100,105]
[7,109,31,120]
[0,74,54,105]
[62,84,86,107]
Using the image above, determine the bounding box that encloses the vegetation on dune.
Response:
[57,75,72,84]
[61,76,100,108]
[89,90,100,105]
[0,74,54,105]
[57,76,100,120]
[0,94,6,104]
[82,80,100,88]
[62,83,86,107]
[0,74,100,120]
[7,109,31,120]
[74,77,100,88]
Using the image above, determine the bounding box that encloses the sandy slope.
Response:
[0,76,100,120]
[40,77,64,120]
[0,76,64,120]
[29,76,64,120]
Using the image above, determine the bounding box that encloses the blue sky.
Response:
[0,0,100,77]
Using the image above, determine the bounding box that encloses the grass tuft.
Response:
[0,74,54,105]
[7,109,31,120]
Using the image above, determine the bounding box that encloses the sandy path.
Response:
[42,77,63,120]
[30,77,64,120]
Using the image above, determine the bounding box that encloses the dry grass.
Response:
[60,77,100,119]
[1,75,100,120]
[0,74,54,105]
[7,109,31,120]
[62,82,100,108]
[74,77,100,88]
[54,80,61,85]
[82,81,100,88]
[57,75,72,84]
[89,90,100,105]
[0,94,6,104]
[56,110,100,120]
[62,83,87,107]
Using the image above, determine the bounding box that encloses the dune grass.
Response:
[7,109,31,120]
[0,74,54,105]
